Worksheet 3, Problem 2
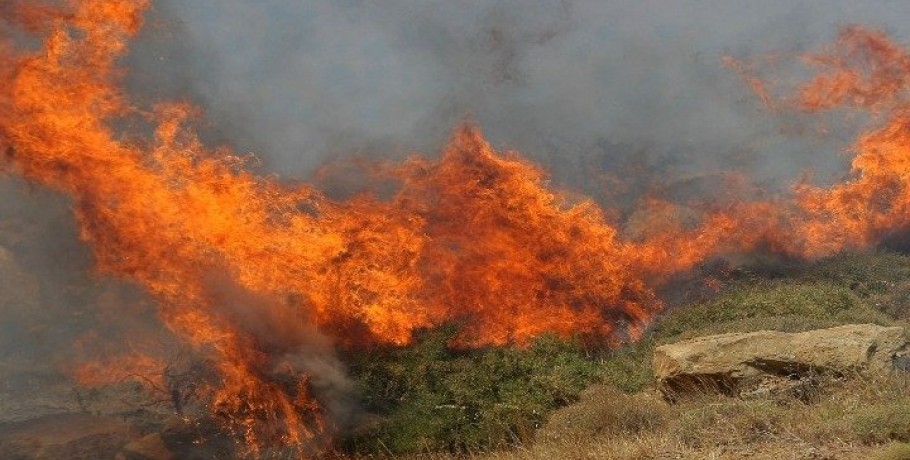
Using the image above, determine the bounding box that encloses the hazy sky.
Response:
[123,0,910,197]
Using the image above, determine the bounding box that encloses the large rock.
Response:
[654,324,909,397]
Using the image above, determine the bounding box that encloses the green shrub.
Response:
[342,329,602,455]
[797,252,910,298]
[597,339,654,394]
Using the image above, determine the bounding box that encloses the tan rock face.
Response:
[654,324,909,397]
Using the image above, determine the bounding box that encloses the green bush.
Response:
[598,339,654,394]
[763,251,910,320]
[797,252,910,297]
[342,329,603,455]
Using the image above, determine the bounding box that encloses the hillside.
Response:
[2,239,910,458]
[337,251,910,459]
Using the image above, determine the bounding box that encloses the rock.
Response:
[654,324,909,397]
[894,355,910,372]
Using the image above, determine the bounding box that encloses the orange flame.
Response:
[4,0,910,454]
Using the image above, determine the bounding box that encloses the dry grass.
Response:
[875,442,910,460]
[348,372,910,460]
[387,437,870,460]
[537,385,668,442]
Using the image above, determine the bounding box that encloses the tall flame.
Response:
[3,0,910,454]
[790,27,910,255]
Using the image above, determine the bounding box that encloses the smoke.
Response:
[0,178,175,423]
[205,273,354,427]
[123,0,910,200]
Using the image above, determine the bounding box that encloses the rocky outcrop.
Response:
[654,324,909,398]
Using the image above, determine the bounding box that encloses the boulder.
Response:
[654,324,909,397]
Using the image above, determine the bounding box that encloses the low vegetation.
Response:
[342,330,602,454]
[339,251,910,458]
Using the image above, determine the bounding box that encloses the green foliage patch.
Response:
[653,280,890,341]
[342,329,602,454]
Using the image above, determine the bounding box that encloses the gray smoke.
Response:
[124,0,910,203]
[0,177,174,423]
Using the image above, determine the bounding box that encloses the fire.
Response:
[788,27,910,256]
[3,0,910,455]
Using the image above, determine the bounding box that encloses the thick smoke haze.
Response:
[125,0,910,197]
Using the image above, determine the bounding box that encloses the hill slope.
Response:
[341,251,910,459]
